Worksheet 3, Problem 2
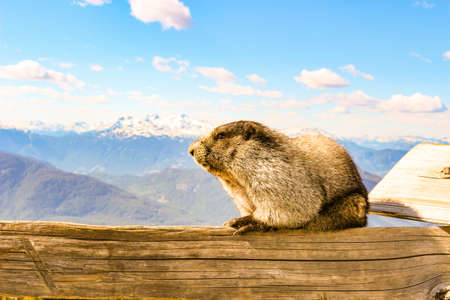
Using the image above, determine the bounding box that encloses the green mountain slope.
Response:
[95,168,239,226]
[0,151,189,225]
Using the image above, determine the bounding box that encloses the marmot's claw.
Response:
[223,219,233,227]
[232,224,256,235]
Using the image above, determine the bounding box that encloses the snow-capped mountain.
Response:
[98,114,213,139]
[0,114,213,138]
[282,127,340,140]
[1,114,447,150]
[349,135,450,150]
[0,120,108,136]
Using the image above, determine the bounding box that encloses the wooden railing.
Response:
[0,222,448,299]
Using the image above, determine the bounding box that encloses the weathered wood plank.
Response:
[369,143,450,224]
[0,222,448,300]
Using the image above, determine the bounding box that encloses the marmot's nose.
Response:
[188,142,197,156]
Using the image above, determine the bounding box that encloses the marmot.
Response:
[189,120,368,234]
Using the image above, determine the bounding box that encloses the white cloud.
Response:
[311,90,378,110]
[129,0,192,30]
[199,81,284,98]
[339,64,374,80]
[246,73,267,85]
[0,85,62,99]
[220,98,231,104]
[75,0,111,7]
[256,90,284,98]
[442,51,450,61]
[196,66,284,99]
[294,68,350,89]
[136,56,144,62]
[128,90,161,103]
[329,106,349,114]
[410,52,432,63]
[196,66,236,82]
[413,0,435,8]
[58,62,75,68]
[0,84,110,104]
[311,90,446,113]
[0,60,85,90]
[117,66,123,71]
[34,58,75,69]
[66,94,110,104]
[128,90,143,98]
[90,64,103,71]
[153,56,189,73]
[153,57,171,72]
[260,100,308,109]
[379,93,445,113]
[107,89,119,96]
[199,81,252,96]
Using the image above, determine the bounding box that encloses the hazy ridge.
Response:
[0,127,409,177]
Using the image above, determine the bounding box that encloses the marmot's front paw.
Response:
[224,215,271,235]
[233,222,272,235]
[223,215,253,228]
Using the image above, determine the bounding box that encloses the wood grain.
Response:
[369,143,450,224]
[0,221,448,299]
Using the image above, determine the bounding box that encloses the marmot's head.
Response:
[189,121,282,176]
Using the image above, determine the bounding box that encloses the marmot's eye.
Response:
[216,132,226,140]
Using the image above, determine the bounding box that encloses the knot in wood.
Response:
[440,166,450,178]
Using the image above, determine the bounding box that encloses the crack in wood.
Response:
[38,252,449,262]
[21,238,57,294]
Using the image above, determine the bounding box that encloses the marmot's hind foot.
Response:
[303,193,368,231]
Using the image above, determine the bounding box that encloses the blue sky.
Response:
[0,0,449,138]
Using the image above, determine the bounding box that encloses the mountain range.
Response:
[0,114,212,138]
[2,114,447,149]
[349,135,450,151]
[2,114,444,177]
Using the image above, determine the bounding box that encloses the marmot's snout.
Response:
[189,139,208,166]
[188,140,199,158]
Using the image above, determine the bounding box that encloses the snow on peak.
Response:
[348,135,449,150]
[351,134,449,144]
[99,113,213,138]
[0,120,106,135]
[0,114,213,138]
[282,127,340,140]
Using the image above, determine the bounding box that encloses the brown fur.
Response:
[189,121,368,234]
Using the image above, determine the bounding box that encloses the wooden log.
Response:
[369,143,450,224]
[0,222,448,299]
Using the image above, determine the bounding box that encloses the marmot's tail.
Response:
[303,193,368,231]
